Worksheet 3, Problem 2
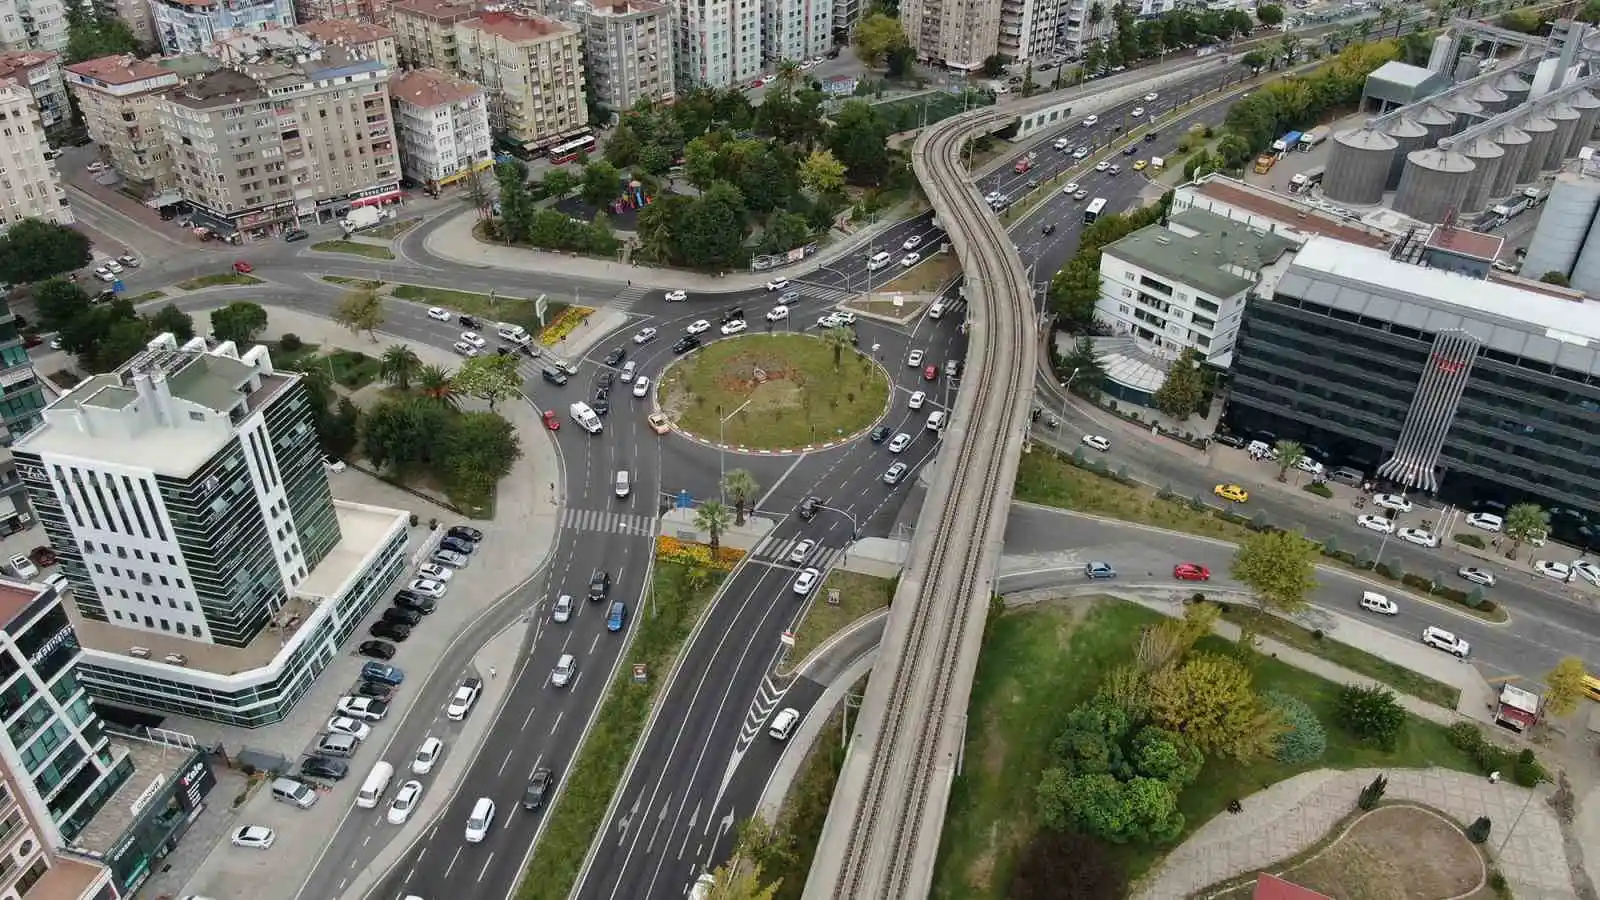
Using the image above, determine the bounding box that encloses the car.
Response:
[284,228,310,242]
[382,608,423,631]
[407,578,447,598]
[720,319,748,336]
[1133,159,1148,171]
[907,349,924,367]
[92,267,116,283]
[326,716,371,741]
[1131,106,1145,117]
[452,341,479,358]
[1095,160,1110,172]
[550,593,576,623]
[603,346,627,367]
[361,662,403,685]
[918,364,935,382]
[901,252,922,267]
[1356,514,1395,535]
[300,756,349,781]
[524,768,556,810]
[908,391,926,410]
[779,290,801,305]
[393,592,436,614]
[870,425,892,443]
[1573,560,1600,586]
[1108,164,1122,175]
[768,707,800,740]
[1082,114,1099,126]
[85,160,108,173]
[1372,493,1412,513]
[1457,566,1497,587]
[1173,562,1210,581]
[412,736,444,775]
[355,677,395,699]
[793,567,821,595]
[1084,561,1117,579]
[233,260,253,274]
[446,678,482,720]
[460,331,486,350]
[1397,527,1439,548]
[632,376,651,398]
[387,780,423,825]
[1073,147,1089,160]
[589,569,611,601]
[1294,457,1323,475]
[882,462,908,485]
[551,653,577,687]
[231,826,275,850]
[338,695,389,720]
[1144,91,1159,101]
[1465,512,1503,532]
[903,235,923,251]
[1421,626,1470,658]
[925,410,946,431]
[788,539,816,564]
[1042,223,1056,235]
[1359,591,1398,615]
[887,432,912,453]
[607,600,627,632]
[458,314,480,328]
[1122,145,1138,157]
[7,555,37,580]
[664,289,688,303]
[686,319,712,335]
[540,409,561,432]
[798,496,822,520]
[648,413,672,434]
[116,254,140,269]
[416,562,453,582]
[1062,181,1080,195]
[766,278,789,291]
[630,327,659,346]
[1075,190,1089,200]
[1081,434,1110,452]
[817,314,844,329]
[1533,559,1572,581]
[766,305,789,322]
[370,619,411,641]
[1214,483,1249,503]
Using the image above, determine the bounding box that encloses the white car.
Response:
[231,826,276,850]
[85,161,108,173]
[1458,566,1496,587]
[632,376,651,398]
[1358,591,1397,615]
[104,260,123,274]
[1356,514,1394,535]
[407,578,447,598]
[460,331,486,349]
[686,319,712,335]
[1131,106,1145,117]
[1144,92,1158,101]
[833,311,856,325]
[427,307,451,322]
[664,289,689,302]
[787,539,816,563]
[901,252,922,268]
[907,349,924,367]
[1094,161,1110,172]
[552,594,573,623]
[1533,559,1572,581]
[551,653,577,687]
[1421,626,1470,658]
[1073,147,1090,160]
[1397,527,1439,548]
[446,678,482,720]
[94,267,116,283]
[1573,560,1600,587]
[1465,512,1503,532]
[1294,457,1323,474]
[1081,434,1111,452]
[633,327,658,344]
[1082,114,1099,127]
[452,341,479,357]
[907,390,926,410]
[817,314,843,329]
[8,556,37,580]
[413,737,443,775]
[416,562,453,582]
[765,278,789,291]
[336,696,388,720]
[387,780,423,825]
[793,567,821,595]
[720,319,748,336]
[1062,181,1080,195]
[766,305,789,322]
[323,455,346,473]
[903,235,923,251]
[326,716,371,741]
[888,433,912,453]
[1372,493,1412,513]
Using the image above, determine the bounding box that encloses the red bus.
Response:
[548,134,596,164]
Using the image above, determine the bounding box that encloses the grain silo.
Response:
[1415,104,1457,146]
[1518,115,1557,183]
[1439,93,1484,133]
[1470,81,1509,116]
[1460,136,1506,212]
[1543,104,1580,169]
[1565,90,1600,154]
[1385,116,1430,189]
[1496,71,1532,109]
[1489,124,1532,197]
[1394,146,1475,222]
[1324,127,1399,204]
[1521,169,1600,280]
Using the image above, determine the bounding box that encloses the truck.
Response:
[1488,198,1530,227]
[1298,126,1329,151]
[340,206,393,233]
[1253,154,1277,174]
[1271,130,1303,153]
[1289,166,1325,193]
[1523,185,1551,207]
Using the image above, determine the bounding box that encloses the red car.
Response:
[233,260,253,274]
[542,410,560,431]
[923,365,937,382]
[1173,562,1211,581]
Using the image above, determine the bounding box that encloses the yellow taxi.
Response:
[647,412,671,435]
[1214,483,1249,504]
[1133,159,1149,171]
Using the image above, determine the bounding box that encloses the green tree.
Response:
[980,54,1008,77]
[33,278,91,332]
[65,9,140,63]
[703,860,779,900]
[798,148,847,197]
[1334,684,1406,750]
[380,344,422,391]
[439,411,522,502]
[146,304,195,342]
[679,182,748,269]
[853,12,909,67]
[451,353,522,410]
[0,219,92,284]
[1146,652,1283,760]
[757,212,813,256]
[540,167,578,201]
[722,469,761,526]
[1037,771,1184,844]
[1151,348,1206,421]
[1230,529,1320,619]
[694,500,734,554]
[1265,691,1326,763]
[88,305,154,372]
[362,396,448,471]
[320,397,361,459]
[1503,502,1549,559]
[1256,2,1284,25]
[416,364,459,409]
[1057,336,1107,400]
[1542,657,1589,718]
[1008,830,1128,900]
[821,326,855,370]
[210,301,269,346]
[1047,258,1101,329]
[1240,49,1268,71]
[495,162,536,241]
[579,160,623,208]
[334,288,385,342]
[1273,439,1305,483]
[826,101,892,186]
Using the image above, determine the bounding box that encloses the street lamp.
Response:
[717,397,757,503]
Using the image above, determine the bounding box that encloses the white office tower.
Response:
[674,0,761,88]
[762,0,831,66]
[902,0,998,70]
[997,0,1057,63]
[1054,0,1111,61]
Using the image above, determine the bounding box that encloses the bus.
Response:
[547,134,596,164]
[1083,197,1107,223]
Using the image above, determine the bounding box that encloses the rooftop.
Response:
[588,0,665,15]
[0,50,57,76]
[1254,874,1330,900]
[390,67,480,107]
[0,580,40,630]
[390,0,480,21]
[1369,60,1439,89]
[20,855,104,900]
[70,739,184,856]
[1104,208,1297,298]
[64,54,174,87]
[166,67,264,107]
[1184,175,1393,249]
[460,10,574,41]
[298,20,397,44]
[1424,224,1503,262]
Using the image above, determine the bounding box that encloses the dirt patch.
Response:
[1287,805,1484,900]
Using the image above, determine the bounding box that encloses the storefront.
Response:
[96,753,216,896]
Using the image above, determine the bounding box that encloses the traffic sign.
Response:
[112,279,124,293]
[677,489,692,509]
[780,631,796,647]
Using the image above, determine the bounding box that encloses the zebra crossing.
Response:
[749,534,845,570]
[610,284,652,308]
[792,282,860,306]
[559,508,657,537]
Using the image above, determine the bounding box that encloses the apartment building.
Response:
[94,0,156,46]
[0,710,116,900]
[1055,0,1111,61]
[673,0,760,88]
[294,0,390,25]
[390,0,478,70]
[63,55,183,191]
[158,46,400,237]
[0,52,64,130]
[298,20,400,69]
[762,0,831,68]
[996,0,1056,63]
[151,0,295,54]
[579,0,672,111]
[900,0,998,70]
[454,10,586,151]
[0,0,67,55]
[214,23,398,69]
[390,67,489,186]
[0,298,46,537]
[0,82,70,229]
[12,332,408,725]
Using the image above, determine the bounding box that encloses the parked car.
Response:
[299,756,349,781]
[1421,626,1470,657]
[358,641,396,659]
[231,826,276,850]
[1457,566,1496,587]
[1172,562,1210,581]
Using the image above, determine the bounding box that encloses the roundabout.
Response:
[657,332,892,452]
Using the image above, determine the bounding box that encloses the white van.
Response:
[928,300,946,319]
[569,402,603,434]
[926,410,947,431]
[356,761,394,809]
[465,797,496,842]
[495,323,530,345]
[619,361,637,383]
[615,470,630,499]
[270,777,318,809]
[867,251,892,271]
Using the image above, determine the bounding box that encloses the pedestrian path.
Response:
[748,534,845,570]
[559,507,657,537]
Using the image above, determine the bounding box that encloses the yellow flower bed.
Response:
[538,306,595,346]
[656,535,743,571]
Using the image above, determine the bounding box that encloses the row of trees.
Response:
[34,278,197,373]
[1079,4,1260,76]
[0,220,91,287]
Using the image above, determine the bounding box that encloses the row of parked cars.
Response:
[358,525,484,657]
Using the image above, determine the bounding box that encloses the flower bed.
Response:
[538,306,594,346]
[655,535,743,571]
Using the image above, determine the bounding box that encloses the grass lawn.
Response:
[517,560,728,900]
[931,599,1479,899]
[125,290,166,303]
[391,284,563,334]
[365,217,419,239]
[659,333,890,450]
[872,90,993,132]
[176,272,262,290]
[875,253,961,294]
[788,570,893,664]
[311,239,396,260]
[267,342,382,391]
[322,276,384,288]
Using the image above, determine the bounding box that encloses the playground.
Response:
[552,179,662,231]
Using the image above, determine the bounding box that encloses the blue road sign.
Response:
[677,489,692,509]
[112,279,125,293]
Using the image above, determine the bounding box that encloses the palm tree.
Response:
[380,344,422,391]
[1273,439,1305,483]
[821,326,855,370]
[722,469,760,525]
[776,59,803,97]
[1503,502,1550,560]
[694,500,734,555]
[416,364,459,408]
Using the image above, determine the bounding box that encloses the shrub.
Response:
[1250,511,1269,531]
[1334,684,1405,750]
[1467,586,1485,608]
[1116,465,1130,481]
[279,333,304,351]
[1466,816,1492,844]
[1477,599,1498,614]
[1435,585,1467,604]
[1513,748,1547,787]
[1375,562,1399,580]
[1265,691,1326,764]
[1189,494,1208,511]
[1357,546,1374,567]
[1400,573,1433,591]
[1387,561,1405,581]
[1158,483,1174,500]
[1303,481,1333,498]
[1322,536,1339,555]
[1358,773,1388,810]
[1490,872,1509,897]
[1454,532,1486,549]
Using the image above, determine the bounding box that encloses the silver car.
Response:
[431,549,469,568]
[552,594,573,623]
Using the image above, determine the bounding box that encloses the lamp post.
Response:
[1060,366,1081,423]
[717,397,757,503]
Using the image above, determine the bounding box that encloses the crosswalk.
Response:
[559,508,657,537]
[610,284,652,308]
[748,534,845,570]
[791,283,860,306]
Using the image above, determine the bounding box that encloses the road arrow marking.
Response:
[678,803,701,858]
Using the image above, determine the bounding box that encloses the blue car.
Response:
[361,662,405,685]
[606,600,627,632]
[1084,561,1117,579]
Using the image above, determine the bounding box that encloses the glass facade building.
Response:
[0,300,45,536]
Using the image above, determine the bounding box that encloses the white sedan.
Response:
[901,252,922,268]
[231,826,276,850]
[787,539,816,564]
[1356,514,1395,535]
[888,433,912,453]
[1465,511,1503,532]
[833,311,857,325]
[632,376,651,398]
[685,319,712,335]
[1131,106,1145,117]
[1372,493,1412,513]
[664,289,689,303]
[8,555,37,580]
[1396,527,1439,548]
[1457,566,1496,587]
[1358,591,1397,615]
[452,342,479,358]
[720,319,748,336]
[1144,92,1158,101]
[93,267,116,283]
[903,235,923,251]
[407,578,447,598]
[416,562,453,582]
[765,278,789,291]
[766,305,789,322]
[1573,560,1600,587]
[1081,434,1111,452]
[907,349,925,367]
[908,391,926,410]
[387,780,423,825]
[427,307,450,322]
[460,331,486,349]
[412,737,443,775]
[632,327,658,344]
[1062,181,1080,195]
[792,567,821,595]
[326,716,371,741]
[1095,161,1110,172]
[1533,560,1572,582]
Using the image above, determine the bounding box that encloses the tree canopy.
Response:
[853,12,911,68]
[1542,657,1589,719]
[0,220,91,285]
[210,301,269,347]
[1230,529,1320,618]
[1151,349,1207,422]
[65,9,141,64]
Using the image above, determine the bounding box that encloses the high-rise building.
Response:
[150,0,295,54]
[454,10,587,152]
[0,298,47,536]
[390,67,491,188]
[899,0,997,71]
[0,52,65,130]
[63,55,183,192]
[581,0,673,112]
[761,0,831,69]
[672,0,761,88]
[389,0,479,71]
[12,332,408,726]
[297,20,400,69]
[0,0,67,55]
[1054,0,1111,62]
[0,81,70,229]
[158,46,400,238]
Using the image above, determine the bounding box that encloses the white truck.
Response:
[340,206,393,234]
[1289,166,1325,193]
[1297,126,1329,151]
[1523,185,1551,207]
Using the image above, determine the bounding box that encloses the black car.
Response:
[722,307,744,323]
[355,681,393,699]
[370,620,412,642]
[1144,130,1159,142]
[588,568,611,602]
[523,768,556,810]
[592,395,611,416]
[358,640,396,660]
[300,756,350,781]
[870,425,892,443]
[672,335,701,354]
[284,229,310,242]
[1210,433,1246,448]
[597,371,614,389]
[1042,224,1056,235]
[383,607,423,626]
[459,314,479,328]
[448,525,484,543]
[394,593,436,614]
[439,536,475,555]
[798,496,822,520]
[603,346,627,367]
[1122,145,1138,156]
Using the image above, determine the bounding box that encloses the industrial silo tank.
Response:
[1384,116,1430,190]
[1324,127,1398,204]
[1518,115,1557,183]
[1460,136,1506,213]
[1470,81,1509,116]
[1439,93,1483,133]
[1489,124,1532,198]
[1414,104,1457,146]
[1543,103,1580,169]
[1521,171,1600,281]
[1394,147,1475,222]
[1496,71,1532,110]
[1565,90,1600,155]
